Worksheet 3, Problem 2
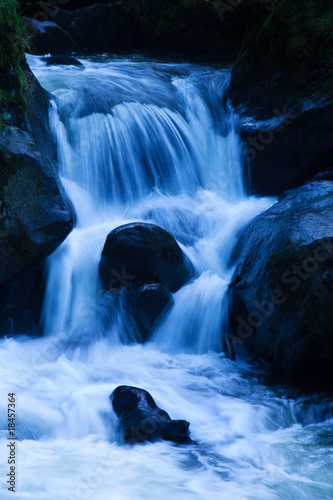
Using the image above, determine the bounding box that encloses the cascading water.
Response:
[0,54,332,500]
[40,55,267,343]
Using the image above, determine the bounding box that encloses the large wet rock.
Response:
[228,181,333,390]
[0,51,74,287]
[111,385,194,444]
[237,103,333,197]
[23,17,79,55]
[52,4,136,53]
[1,2,72,328]
[0,261,45,337]
[0,125,73,285]
[99,223,193,293]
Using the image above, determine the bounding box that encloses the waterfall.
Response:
[1,54,330,500]
[32,55,271,342]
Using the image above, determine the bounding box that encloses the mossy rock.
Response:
[0,0,30,128]
[229,0,333,117]
[1,1,74,286]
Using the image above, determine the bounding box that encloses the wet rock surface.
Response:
[23,17,79,54]
[228,181,333,390]
[111,385,194,444]
[99,222,193,293]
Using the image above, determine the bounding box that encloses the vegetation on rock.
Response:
[0,0,32,129]
[1,0,74,288]
[228,0,333,115]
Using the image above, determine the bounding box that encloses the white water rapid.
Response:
[0,54,332,500]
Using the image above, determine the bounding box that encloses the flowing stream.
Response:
[0,54,332,500]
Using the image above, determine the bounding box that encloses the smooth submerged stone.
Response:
[111,385,195,445]
[99,222,193,292]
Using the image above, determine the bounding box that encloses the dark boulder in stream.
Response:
[228,181,333,390]
[126,283,173,342]
[23,17,80,55]
[98,223,189,342]
[97,283,173,343]
[42,55,83,67]
[99,223,193,293]
[111,385,194,444]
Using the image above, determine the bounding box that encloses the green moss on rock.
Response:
[229,0,333,114]
[0,0,30,127]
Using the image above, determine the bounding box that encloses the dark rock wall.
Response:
[1,1,74,335]
[228,181,333,389]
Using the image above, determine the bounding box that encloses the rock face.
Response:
[228,1,333,120]
[53,4,136,53]
[0,64,74,286]
[237,103,333,197]
[0,261,45,337]
[0,3,74,332]
[99,223,193,293]
[21,0,246,60]
[227,0,333,196]
[130,0,235,57]
[23,17,79,55]
[230,52,333,197]
[0,127,73,284]
[111,385,194,444]
[228,181,333,389]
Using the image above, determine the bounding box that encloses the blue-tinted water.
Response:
[0,54,332,500]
